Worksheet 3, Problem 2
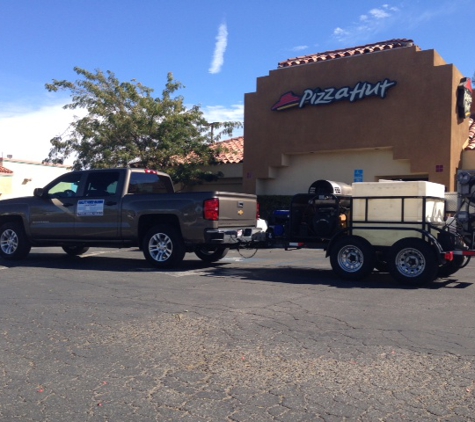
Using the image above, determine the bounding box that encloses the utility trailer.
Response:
[262,174,475,286]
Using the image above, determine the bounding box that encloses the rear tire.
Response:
[62,245,90,256]
[388,238,438,286]
[0,222,31,260]
[194,245,229,262]
[142,224,185,269]
[330,236,375,280]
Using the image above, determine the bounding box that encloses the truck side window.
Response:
[85,172,120,197]
[128,173,173,194]
[47,173,82,198]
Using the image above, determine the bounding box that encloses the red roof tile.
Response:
[211,137,244,164]
[0,166,13,174]
[278,39,416,68]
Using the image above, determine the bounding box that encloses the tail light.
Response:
[257,202,260,219]
[204,198,219,221]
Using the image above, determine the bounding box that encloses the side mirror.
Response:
[34,188,45,198]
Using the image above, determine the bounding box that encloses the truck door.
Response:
[74,171,122,239]
[29,172,83,239]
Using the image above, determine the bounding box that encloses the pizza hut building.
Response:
[243,39,473,194]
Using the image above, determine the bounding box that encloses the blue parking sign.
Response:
[354,169,364,183]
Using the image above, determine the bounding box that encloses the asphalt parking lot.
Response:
[0,246,474,421]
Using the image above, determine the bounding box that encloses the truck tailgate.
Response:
[216,192,257,227]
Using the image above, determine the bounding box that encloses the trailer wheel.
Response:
[142,224,186,269]
[194,245,229,262]
[330,236,375,280]
[388,238,438,286]
[437,255,465,278]
[0,222,31,260]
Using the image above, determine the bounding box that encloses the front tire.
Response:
[388,238,438,286]
[194,245,229,262]
[330,236,375,280]
[0,222,31,260]
[142,224,185,269]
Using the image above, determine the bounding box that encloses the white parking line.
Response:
[166,269,210,278]
[80,249,130,258]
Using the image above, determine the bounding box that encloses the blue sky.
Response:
[0,0,473,162]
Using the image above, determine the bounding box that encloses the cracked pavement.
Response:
[0,247,474,421]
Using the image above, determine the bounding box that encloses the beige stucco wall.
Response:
[0,159,70,200]
[257,148,414,195]
[0,175,13,197]
[244,45,469,194]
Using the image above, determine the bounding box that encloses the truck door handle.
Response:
[105,201,117,206]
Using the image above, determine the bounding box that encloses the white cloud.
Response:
[369,8,390,19]
[203,104,243,121]
[333,3,400,43]
[292,45,309,52]
[209,22,228,74]
[334,27,350,37]
[0,100,245,165]
[0,102,82,163]
[202,104,244,137]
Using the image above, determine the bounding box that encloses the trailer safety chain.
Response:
[236,242,258,259]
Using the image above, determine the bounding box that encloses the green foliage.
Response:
[44,67,242,186]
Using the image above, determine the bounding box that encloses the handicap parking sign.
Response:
[354,169,364,183]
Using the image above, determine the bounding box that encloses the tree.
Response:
[45,67,242,187]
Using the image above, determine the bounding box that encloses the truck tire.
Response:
[388,238,438,286]
[194,245,229,262]
[62,246,90,256]
[142,224,186,269]
[437,255,465,278]
[0,222,31,260]
[330,236,375,280]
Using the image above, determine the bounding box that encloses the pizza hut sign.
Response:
[271,78,397,111]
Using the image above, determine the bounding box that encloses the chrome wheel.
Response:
[143,224,185,268]
[0,228,18,255]
[337,244,364,273]
[148,232,173,263]
[0,222,31,260]
[330,236,375,280]
[388,238,438,286]
[395,247,426,278]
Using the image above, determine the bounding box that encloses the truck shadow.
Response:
[2,249,471,290]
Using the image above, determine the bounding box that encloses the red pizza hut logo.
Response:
[272,78,397,111]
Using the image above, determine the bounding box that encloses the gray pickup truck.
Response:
[0,168,259,268]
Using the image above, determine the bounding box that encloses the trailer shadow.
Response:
[197,265,472,290]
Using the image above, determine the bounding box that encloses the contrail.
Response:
[209,22,228,74]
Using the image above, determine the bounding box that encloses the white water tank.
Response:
[351,181,446,246]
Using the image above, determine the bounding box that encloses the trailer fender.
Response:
[325,232,348,257]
